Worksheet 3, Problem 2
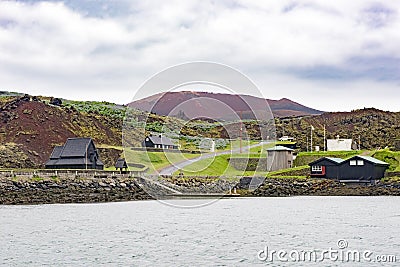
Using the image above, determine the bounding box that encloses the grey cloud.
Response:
[0,0,400,111]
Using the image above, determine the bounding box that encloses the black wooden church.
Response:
[45,138,104,170]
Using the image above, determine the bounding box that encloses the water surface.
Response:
[1,197,399,266]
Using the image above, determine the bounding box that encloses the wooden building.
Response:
[142,134,178,149]
[267,146,294,171]
[45,138,104,170]
[115,158,128,172]
[309,155,389,182]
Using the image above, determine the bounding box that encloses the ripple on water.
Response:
[0,197,399,266]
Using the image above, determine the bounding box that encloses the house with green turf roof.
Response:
[309,155,389,182]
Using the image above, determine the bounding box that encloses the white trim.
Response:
[312,165,323,172]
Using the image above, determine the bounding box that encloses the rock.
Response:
[98,182,108,187]
[49,98,62,106]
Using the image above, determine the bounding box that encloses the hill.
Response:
[0,95,123,168]
[276,108,400,150]
[0,93,187,168]
[1,92,400,169]
[129,91,323,119]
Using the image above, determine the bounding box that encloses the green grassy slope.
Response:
[371,150,400,172]
[123,149,200,173]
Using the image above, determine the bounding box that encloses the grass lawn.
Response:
[248,142,275,154]
[175,154,233,176]
[268,165,309,176]
[173,153,270,177]
[123,149,200,173]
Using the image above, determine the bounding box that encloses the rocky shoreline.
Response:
[249,178,400,197]
[1,176,400,205]
[0,177,152,205]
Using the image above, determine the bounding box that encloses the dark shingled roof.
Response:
[49,146,64,159]
[148,135,175,146]
[45,137,104,168]
[115,158,127,168]
[60,138,92,158]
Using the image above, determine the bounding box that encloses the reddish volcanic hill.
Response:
[0,96,121,167]
[129,91,322,119]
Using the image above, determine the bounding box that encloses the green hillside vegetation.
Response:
[267,165,309,179]
[371,149,400,172]
[276,108,400,151]
[0,91,23,97]
[63,100,127,120]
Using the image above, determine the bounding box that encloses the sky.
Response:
[0,0,399,112]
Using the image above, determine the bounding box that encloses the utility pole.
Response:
[323,124,326,152]
[358,135,361,151]
[86,142,88,170]
[306,136,309,152]
[239,111,242,154]
[310,125,314,152]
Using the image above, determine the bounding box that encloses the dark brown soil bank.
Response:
[0,177,152,205]
[250,178,400,197]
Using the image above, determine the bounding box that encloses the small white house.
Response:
[327,135,352,151]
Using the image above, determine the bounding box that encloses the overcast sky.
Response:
[0,0,399,112]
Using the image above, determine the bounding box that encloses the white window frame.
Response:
[350,160,357,166]
[357,160,364,166]
[312,165,323,172]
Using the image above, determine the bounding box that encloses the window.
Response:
[350,160,364,166]
[312,165,323,172]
